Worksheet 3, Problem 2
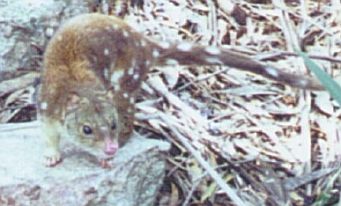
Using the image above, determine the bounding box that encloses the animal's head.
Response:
[64,90,120,159]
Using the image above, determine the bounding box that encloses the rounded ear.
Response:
[66,92,89,114]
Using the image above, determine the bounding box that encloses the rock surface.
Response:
[0,121,169,206]
[0,0,90,77]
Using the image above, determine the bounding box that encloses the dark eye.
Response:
[111,121,116,130]
[82,125,93,135]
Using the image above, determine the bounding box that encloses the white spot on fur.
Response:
[129,97,135,104]
[146,60,151,66]
[133,73,139,80]
[165,59,179,65]
[111,70,124,84]
[141,40,147,47]
[123,93,129,98]
[104,48,109,56]
[205,57,223,64]
[177,42,192,52]
[152,49,160,58]
[159,42,171,49]
[40,102,48,110]
[123,31,129,37]
[265,67,279,77]
[205,46,221,55]
[128,67,134,75]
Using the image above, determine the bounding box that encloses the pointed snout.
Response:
[104,137,118,155]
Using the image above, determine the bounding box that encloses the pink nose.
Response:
[104,142,118,155]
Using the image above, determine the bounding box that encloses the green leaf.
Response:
[296,49,341,107]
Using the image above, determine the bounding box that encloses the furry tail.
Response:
[152,41,323,90]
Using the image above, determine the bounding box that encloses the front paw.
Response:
[44,149,62,167]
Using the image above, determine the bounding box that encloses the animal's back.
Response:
[43,14,148,87]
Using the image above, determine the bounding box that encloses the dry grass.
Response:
[127,0,341,205]
[1,0,340,205]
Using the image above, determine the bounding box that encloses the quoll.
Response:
[39,13,323,166]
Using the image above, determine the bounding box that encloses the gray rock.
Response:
[0,0,90,76]
[0,121,169,206]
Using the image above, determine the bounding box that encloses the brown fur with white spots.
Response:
[39,13,323,167]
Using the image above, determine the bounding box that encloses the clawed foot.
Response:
[44,149,62,167]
